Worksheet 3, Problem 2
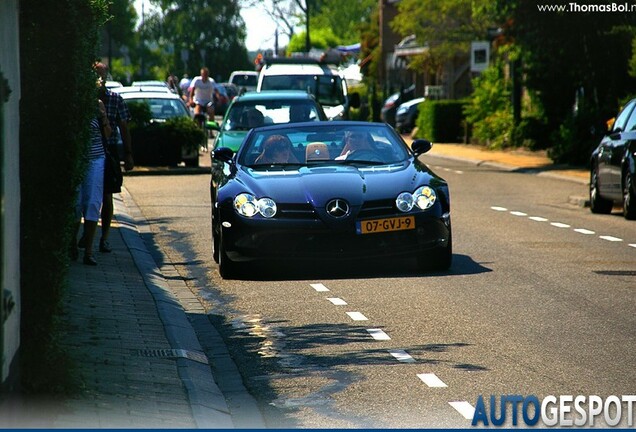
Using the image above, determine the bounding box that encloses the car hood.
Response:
[214,130,248,152]
[229,161,436,208]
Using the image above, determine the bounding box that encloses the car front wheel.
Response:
[218,230,240,279]
[623,171,636,220]
[417,234,452,272]
[590,167,613,214]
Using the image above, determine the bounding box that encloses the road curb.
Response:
[425,152,589,185]
[113,192,233,428]
[124,166,210,176]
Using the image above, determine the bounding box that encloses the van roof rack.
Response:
[263,57,323,66]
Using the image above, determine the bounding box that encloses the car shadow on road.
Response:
[239,253,492,281]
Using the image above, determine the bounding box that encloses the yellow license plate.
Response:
[356,216,415,234]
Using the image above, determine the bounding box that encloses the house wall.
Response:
[0,0,21,391]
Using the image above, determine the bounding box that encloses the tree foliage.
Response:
[495,0,636,161]
[106,0,137,49]
[310,0,375,43]
[142,0,251,80]
[497,0,636,126]
[391,0,497,76]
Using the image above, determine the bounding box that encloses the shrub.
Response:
[131,117,204,166]
[464,62,513,149]
[510,116,551,150]
[548,102,606,165]
[415,100,467,143]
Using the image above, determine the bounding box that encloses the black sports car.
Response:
[590,98,636,219]
[210,121,452,278]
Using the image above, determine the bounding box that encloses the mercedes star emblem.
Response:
[326,199,350,218]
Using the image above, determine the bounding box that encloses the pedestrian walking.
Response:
[92,62,133,253]
[73,98,110,265]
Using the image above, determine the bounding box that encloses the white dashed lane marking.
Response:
[327,297,347,305]
[311,283,330,292]
[389,349,416,363]
[346,312,368,321]
[312,284,472,422]
[449,401,476,420]
[417,373,448,388]
[551,222,570,228]
[367,329,391,340]
[491,206,635,250]
[574,228,595,235]
[529,216,548,222]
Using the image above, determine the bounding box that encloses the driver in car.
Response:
[336,131,378,160]
[254,135,299,164]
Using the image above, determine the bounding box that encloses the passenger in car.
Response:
[254,135,299,164]
[289,104,312,122]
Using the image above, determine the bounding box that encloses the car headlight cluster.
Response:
[396,186,436,212]
[233,193,277,218]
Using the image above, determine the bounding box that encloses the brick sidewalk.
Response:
[39,194,232,428]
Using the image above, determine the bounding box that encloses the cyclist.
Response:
[188,67,217,123]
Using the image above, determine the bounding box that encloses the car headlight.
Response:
[414,186,436,209]
[257,198,277,218]
[396,192,415,212]
[233,193,277,218]
[395,186,437,212]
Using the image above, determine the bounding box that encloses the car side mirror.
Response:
[206,120,220,131]
[213,147,234,163]
[411,139,432,156]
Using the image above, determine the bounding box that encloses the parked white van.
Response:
[256,58,360,120]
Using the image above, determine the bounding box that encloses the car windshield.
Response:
[223,100,323,131]
[238,124,410,167]
[125,98,190,120]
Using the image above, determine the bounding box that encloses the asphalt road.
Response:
[122,153,635,428]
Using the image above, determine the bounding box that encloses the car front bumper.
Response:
[218,209,451,262]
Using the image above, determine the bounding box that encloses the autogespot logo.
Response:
[471,394,636,427]
[326,199,350,218]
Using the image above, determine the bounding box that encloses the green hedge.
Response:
[131,117,204,166]
[127,100,204,166]
[415,100,468,143]
[20,0,108,393]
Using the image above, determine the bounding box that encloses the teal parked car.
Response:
[209,90,328,154]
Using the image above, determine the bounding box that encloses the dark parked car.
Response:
[590,98,636,219]
[380,85,416,127]
[380,92,401,127]
[210,121,452,278]
[395,97,425,133]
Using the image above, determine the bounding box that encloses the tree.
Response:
[310,0,374,43]
[496,0,636,162]
[391,0,497,78]
[145,0,251,80]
